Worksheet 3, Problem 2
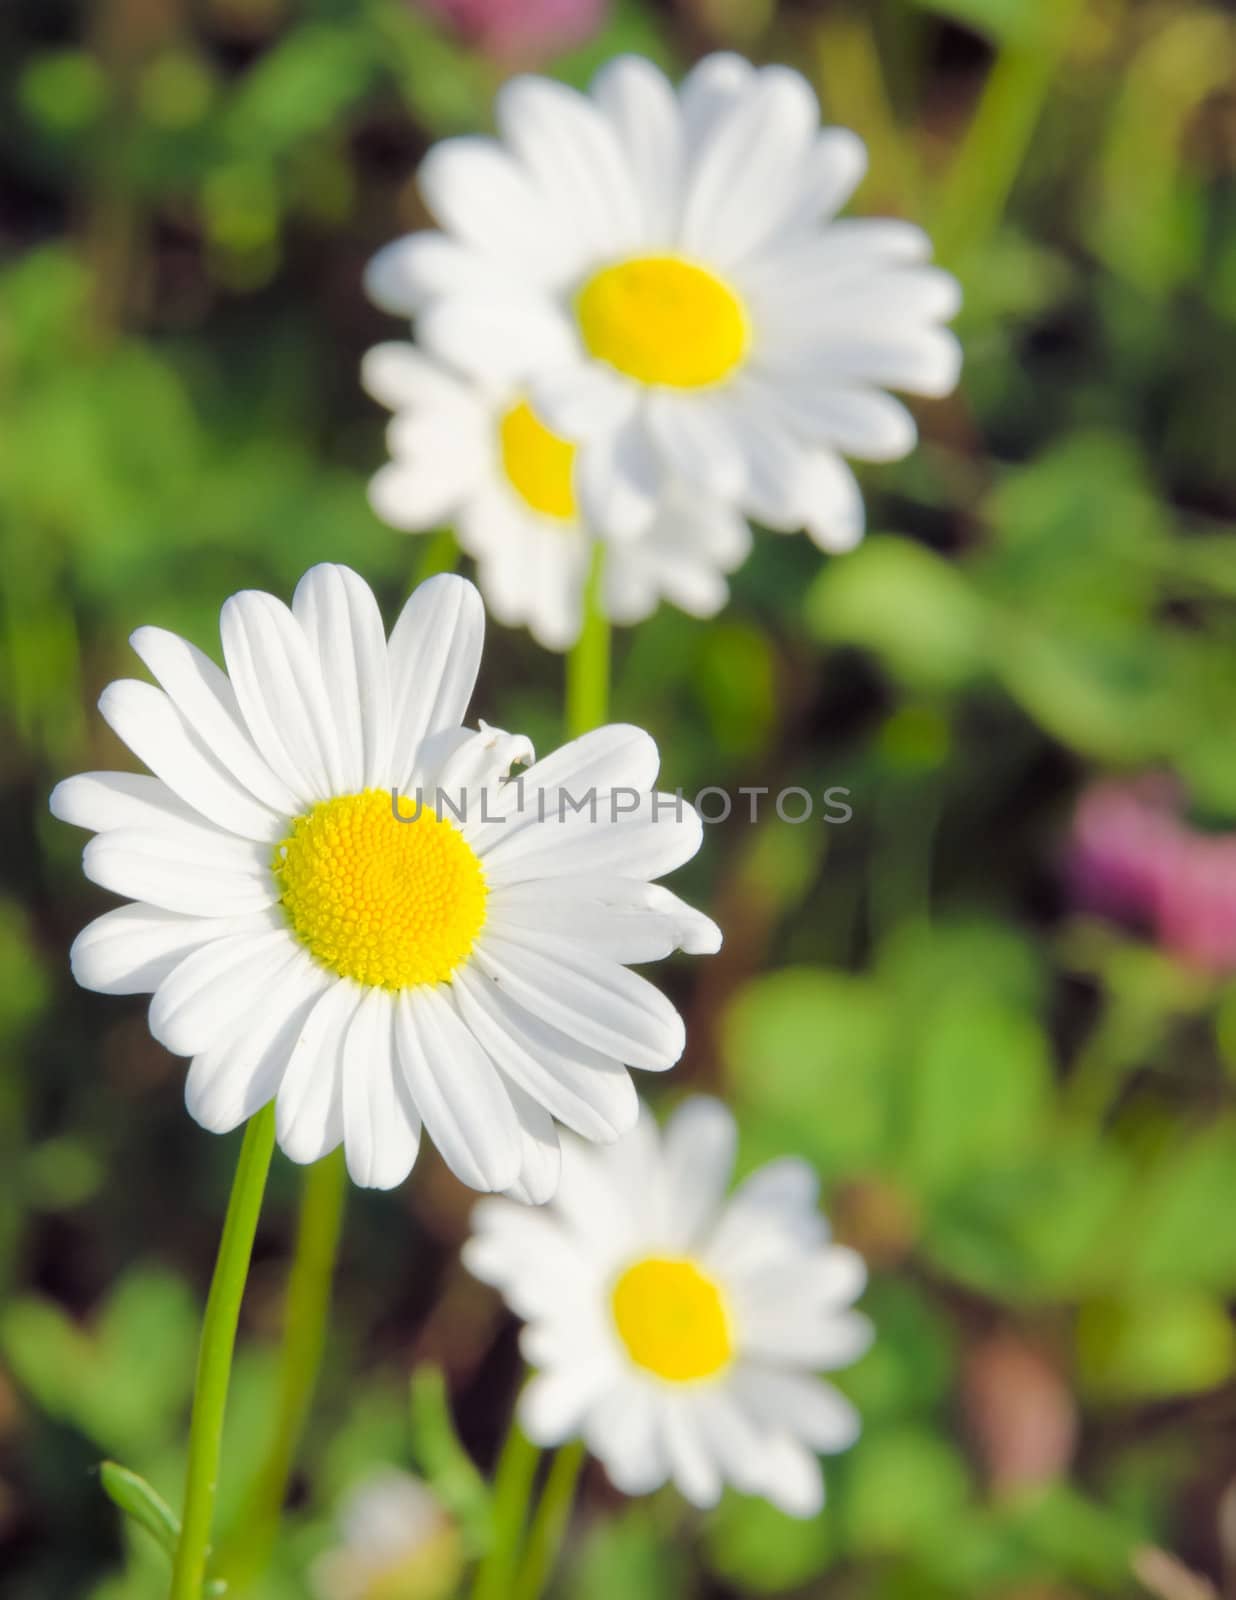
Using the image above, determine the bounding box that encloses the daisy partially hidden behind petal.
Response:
[312,1469,462,1600]
[51,566,717,1197]
[464,1096,871,1516]
[362,341,750,651]
[367,51,961,555]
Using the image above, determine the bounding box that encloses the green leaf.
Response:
[568,1507,686,1600]
[705,1492,834,1593]
[722,968,893,1174]
[908,0,1044,46]
[842,1281,957,1423]
[806,536,989,691]
[409,1366,492,1550]
[1123,1123,1236,1293]
[840,1428,971,1558]
[0,1295,96,1428]
[1077,1291,1236,1400]
[99,1461,179,1561]
[901,994,1051,1196]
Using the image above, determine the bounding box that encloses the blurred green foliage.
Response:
[2,0,1235,1596]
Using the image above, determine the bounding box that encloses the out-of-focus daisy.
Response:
[312,1469,462,1600]
[464,1096,870,1515]
[367,52,961,554]
[362,342,750,650]
[51,566,716,1196]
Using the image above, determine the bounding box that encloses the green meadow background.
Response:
[3,0,1236,1595]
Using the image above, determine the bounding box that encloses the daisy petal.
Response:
[51,771,203,836]
[790,127,869,228]
[276,979,361,1165]
[478,793,703,885]
[586,1382,668,1495]
[466,723,659,844]
[757,1434,825,1518]
[474,933,685,1072]
[661,1096,737,1248]
[292,564,391,791]
[572,413,663,542]
[593,55,683,243]
[694,1389,768,1496]
[387,574,484,791]
[418,137,581,286]
[743,1307,874,1370]
[679,52,756,156]
[661,1398,723,1508]
[528,362,638,443]
[760,381,917,461]
[361,340,479,416]
[69,904,247,996]
[128,625,300,817]
[419,295,577,387]
[734,1367,862,1453]
[148,926,296,1058]
[220,589,344,801]
[343,987,421,1190]
[98,679,287,842]
[368,460,467,533]
[519,1362,611,1446]
[364,234,510,317]
[682,66,819,266]
[645,394,748,499]
[489,876,721,962]
[185,949,326,1134]
[496,75,642,258]
[83,826,276,918]
[396,986,522,1192]
[801,451,867,553]
[502,1084,562,1206]
[451,964,639,1142]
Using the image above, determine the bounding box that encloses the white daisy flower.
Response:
[366,51,961,555]
[51,566,717,1197]
[312,1469,462,1600]
[361,342,751,651]
[464,1096,871,1516]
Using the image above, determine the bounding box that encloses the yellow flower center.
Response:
[610,1256,734,1383]
[273,789,487,990]
[576,255,749,389]
[499,400,578,520]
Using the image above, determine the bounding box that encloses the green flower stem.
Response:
[471,1418,542,1600]
[169,1104,277,1600]
[565,546,610,739]
[512,1441,586,1600]
[933,0,1084,264]
[217,1146,348,1590]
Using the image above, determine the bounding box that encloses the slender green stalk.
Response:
[512,1442,586,1600]
[565,546,610,739]
[169,1105,277,1600]
[217,1147,348,1590]
[933,0,1084,264]
[471,1420,541,1600]
[417,527,459,582]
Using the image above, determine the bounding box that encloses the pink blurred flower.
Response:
[1067,776,1236,974]
[414,0,607,62]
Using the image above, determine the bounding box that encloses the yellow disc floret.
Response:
[576,255,749,389]
[273,789,487,990]
[499,399,578,520]
[611,1256,734,1383]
